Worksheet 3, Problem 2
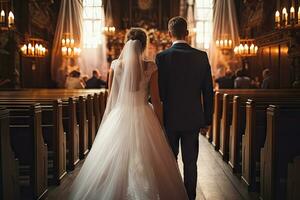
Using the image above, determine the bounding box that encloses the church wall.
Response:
[0,0,59,89]
[237,0,300,88]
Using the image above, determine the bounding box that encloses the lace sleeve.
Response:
[111,59,119,70]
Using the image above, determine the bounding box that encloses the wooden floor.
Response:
[47,135,259,200]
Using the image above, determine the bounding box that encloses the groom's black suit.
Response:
[156,42,213,200]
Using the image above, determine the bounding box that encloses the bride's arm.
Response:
[108,68,114,94]
[150,70,163,126]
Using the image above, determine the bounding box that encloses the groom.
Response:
[156,16,213,200]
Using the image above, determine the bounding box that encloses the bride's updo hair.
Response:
[126,28,147,52]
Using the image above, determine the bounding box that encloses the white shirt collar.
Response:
[172,40,188,45]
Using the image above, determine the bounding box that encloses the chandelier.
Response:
[103,0,115,36]
[61,33,81,58]
[0,0,15,30]
[215,35,234,53]
[275,6,300,29]
[102,26,115,35]
[20,38,47,57]
[234,39,258,57]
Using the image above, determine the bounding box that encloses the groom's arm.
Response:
[201,53,214,126]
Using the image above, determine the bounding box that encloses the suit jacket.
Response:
[86,77,106,89]
[156,43,213,131]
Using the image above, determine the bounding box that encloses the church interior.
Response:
[1,0,300,199]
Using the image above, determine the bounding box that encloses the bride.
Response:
[69,28,188,200]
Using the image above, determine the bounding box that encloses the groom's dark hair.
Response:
[168,16,188,39]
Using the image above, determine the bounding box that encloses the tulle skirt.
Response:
[69,103,188,200]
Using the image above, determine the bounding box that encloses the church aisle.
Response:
[47,135,259,200]
[183,136,259,200]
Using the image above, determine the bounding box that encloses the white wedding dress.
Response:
[69,40,188,200]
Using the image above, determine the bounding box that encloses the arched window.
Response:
[83,0,105,48]
[195,0,213,50]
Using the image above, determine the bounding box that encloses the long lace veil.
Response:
[102,40,145,122]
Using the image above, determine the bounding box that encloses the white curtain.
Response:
[51,0,83,87]
[209,0,240,77]
[51,0,107,87]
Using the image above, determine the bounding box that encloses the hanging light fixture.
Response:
[103,0,115,36]
[215,34,234,55]
[20,38,47,57]
[0,0,15,30]
[234,39,258,57]
[61,33,81,58]
[274,5,300,29]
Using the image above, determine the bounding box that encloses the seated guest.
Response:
[81,75,89,88]
[234,69,251,89]
[251,76,261,88]
[261,68,275,89]
[86,70,106,89]
[65,70,85,89]
[215,70,234,89]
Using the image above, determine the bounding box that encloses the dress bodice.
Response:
[111,59,157,105]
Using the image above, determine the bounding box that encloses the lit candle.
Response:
[66,38,70,46]
[62,47,67,56]
[8,11,14,28]
[35,44,39,55]
[67,47,72,56]
[245,44,249,54]
[62,39,66,46]
[298,6,300,24]
[216,40,220,47]
[31,47,35,55]
[250,44,254,54]
[239,44,244,55]
[224,39,228,47]
[23,44,27,54]
[70,39,75,47]
[0,10,5,24]
[74,48,77,56]
[229,40,232,48]
[282,7,288,26]
[275,10,280,28]
[28,43,32,54]
[255,46,258,54]
[234,47,238,54]
[220,40,224,48]
[290,7,295,22]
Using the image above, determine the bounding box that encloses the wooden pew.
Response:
[287,156,300,200]
[0,96,79,171]
[212,90,300,148]
[7,103,48,199]
[228,94,300,173]
[260,105,300,200]
[0,100,67,184]
[86,94,96,148]
[0,89,108,163]
[0,89,108,154]
[0,107,19,200]
[242,99,300,191]
[212,91,223,150]
[213,90,300,162]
